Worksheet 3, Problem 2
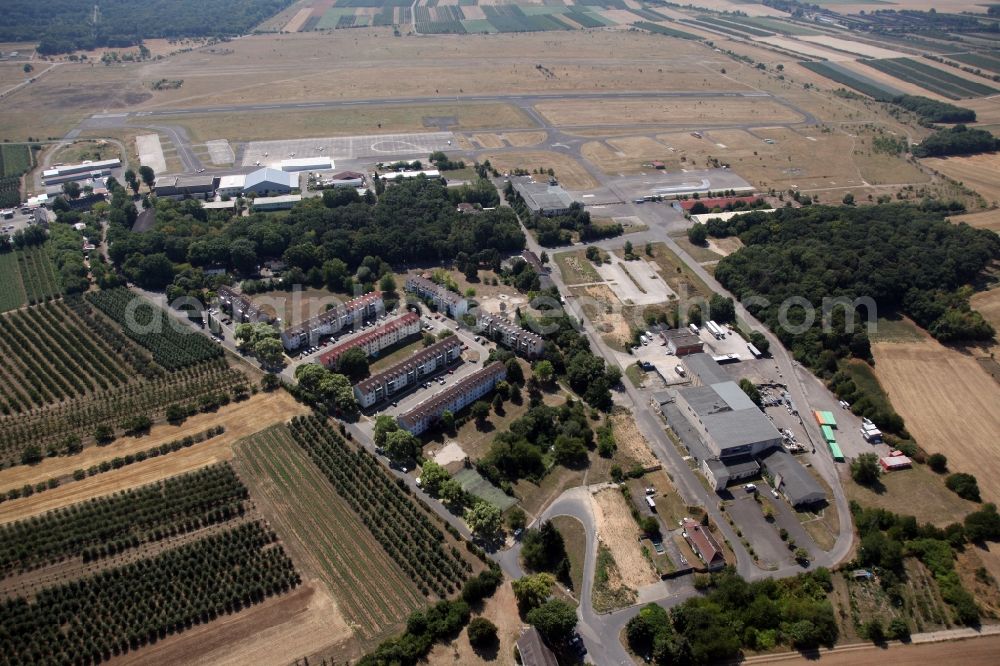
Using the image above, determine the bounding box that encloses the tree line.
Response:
[912,124,1000,157]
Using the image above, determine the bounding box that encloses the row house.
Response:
[279,291,384,350]
[353,337,463,408]
[397,362,507,435]
[477,313,545,358]
[405,275,469,318]
[318,312,421,369]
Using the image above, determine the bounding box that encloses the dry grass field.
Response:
[478,150,598,190]
[570,283,633,348]
[592,487,659,589]
[923,154,1000,205]
[795,36,910,59]
[0,391,309,523]
[504,130,548,147]
[536,98,802,128]
[470,133,505,149]
[950,209,1000,233]
[776,633,1000,666]
[609,408,659,469]
[872,339,1000,504]
[844,463,979,526]
[425,581,522,666]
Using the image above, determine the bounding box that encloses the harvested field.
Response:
[236,424,426,648]
[776,632,1000,666]
[425,581,522,666]
[478,150,597,190]
[282,8,313,33]
[707,236,744,257]
[951,209,1000,233]
[971,287,1000,341]
[0,391,307,502]
[504,130,548,147]
[834,59,948,100]
[109,582,354,666]
[872,339,1000,504]
[554,249,602,285]
[755,35,854,60]
[796,35,909,59]
[535,98,802,127]
[591,487,659,589]
[923,154,1000,204]
[609,408,659,469]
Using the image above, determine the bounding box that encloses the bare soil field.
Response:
[108,582,354,666]
[773,633,1000,666]
[676,0,787,16]
[591,487,659,589]
[950,209,1000,232]
[148,102,531,143]
[478,150,598,190]
[0,391,305,498]
[971,287,1000,335]
[571,283,633,348]
[282,8,313,33]
[536,98,802,128]
[425,581,522,666]
[503,130,548,147]
[707,236,744,257]
[754,35,853,61]
[923,154,1000,205]
[872,339,1000,504]
[609,408,659,469]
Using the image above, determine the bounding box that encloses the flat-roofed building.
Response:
[477,312,545,358]
[405,275,468,318]
[251,194,301,211]
[42,159,121,185]
[217,174,246,198]
[324,171,365,188]
[675,381,782,460]
[319,312,421,369]
[155,175,218,200]
[397,362,506,435]
[354,337,463,408]
[512,180,577,216]
[280,291,384,350]
[662,328,704,356]
[760,449,826,507]
[275,157,334,172]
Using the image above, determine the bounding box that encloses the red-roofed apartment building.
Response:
[397,362,507,435]
[319,311,421,369]
[280,291,384,350]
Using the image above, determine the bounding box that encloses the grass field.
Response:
[236,424,426,648]
[592,487,659,590]
[0,144,32,177]
[647,242,714,300]
[862,57,998,99]
[872,339,1000,504]
[845,463,979,527]
[536,98,801,128]
[553,249,601,286]
[144,103,533,143]
[476,150,597,190]
[551,515,587,595]
[870,316,925,343]
[923,153,1000,205]
[16,246,61,304]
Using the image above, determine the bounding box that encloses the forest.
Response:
[2,0,295,54]
[891,95,976,123]
[108,177,525,295]
[710,203,999,375]
[912,124,1000,157]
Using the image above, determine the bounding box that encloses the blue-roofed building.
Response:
[243,168,297,196]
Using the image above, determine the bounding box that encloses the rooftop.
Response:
[516,626,558,666]
[407,275,466,305]
[283,291,382,338]
[683,352,730,385]
[760,449,825,505]
[355,337,463,393]
[680,380,782,453]
[218,174,246,189]
[512,180,576,212]
[319,312,419,366]
[682,518,724,567]
[662,328,703,347]
[245,167,297,189]
[397,362,506,430]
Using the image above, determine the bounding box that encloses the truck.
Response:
[747,343,762,359]
[688,323,699,336]
[706,320,724,340]
[675,365,686,377]
[646,496,657,511]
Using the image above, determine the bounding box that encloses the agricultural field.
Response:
[236,424,425,649]
[592,487,659,591]
[922,153,1000,205]
[632,21,702,40]
[872,339,1000,504]
[0,144,32,177]
[862,57,998,100]
[15,245,61,304]
[951,209,1000,233]
[950,51,1000,76]
[845,462,979,527]
[799,60,900,100]
[0,253,26,312]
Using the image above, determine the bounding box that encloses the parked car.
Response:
[743,483,757,493]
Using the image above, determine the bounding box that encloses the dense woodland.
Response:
[890,95,976,123]
[711,203,998,360]
[912,125,1000,157]
[2,0,294,54]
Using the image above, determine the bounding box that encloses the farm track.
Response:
[236,425,426,644]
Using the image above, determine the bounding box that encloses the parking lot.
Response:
[0,207,45,236]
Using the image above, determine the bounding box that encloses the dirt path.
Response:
[108,582,356,666]
[0,392,310,523]
[591,487,659,589]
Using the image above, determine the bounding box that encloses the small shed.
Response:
[880,454,912,471]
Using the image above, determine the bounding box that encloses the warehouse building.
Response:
[324,171,365,188]
[244,167,297,196]
[759,449,826,507]
[662,328,705,356]
[398,362,507,435]
[42,159,121,186]
[217,286,272,324]
[512,180,576,216]
[683,352,730,386]
[319,312,421,369]
[216,174,246,198]
[354,337,463,408]
[405,275,469,318]
[675,381,782,460]
[280,291,384,350]
[155,175,218,200]
[477,313,545,358]
[251,194,301,211]
[275,157,334,172]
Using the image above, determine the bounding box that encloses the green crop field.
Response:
[800,61,900,100]
[633,21,701,40]
[862,57,998,99]
[236,424,427,644]
[0,253,26,313]
[16,245,61,305]
[950,52,1000,75]
[0,145,32,178]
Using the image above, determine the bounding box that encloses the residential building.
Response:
[397,362,507,435]
[759,449,826,507]
[405,275,468,318]
[217,174,246,198]
[354,337,463,408]
[251,194,301,211]
[662,328,704,356]
[515,627,558,666]
[512,180,576,216]
[681,518,725,571]
[477,312,545,358]
[217,285,272,324]
[319,312,421,369]
[244,167,297,196]
[154,175,218,200]
[280,291,384,350]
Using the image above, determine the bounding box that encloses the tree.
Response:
[420,460,450,496]
[336,347,370,382]
[928,452,948,473]
[709,293,736,324]
[229,238,258,274]
[946,472,981,502]
[471,400,491,426]
[21,445,42,465]
[62,181,82,199]
[138,165,156,189]
[384,429,420,465]
[887,617,910,641]
[526,599,578,643]
[467,617,498,650]
[552,434,587,466]
[851,453,881,486]
[964,503,1000,541]
[739,378,763,407]
[522,521,568,572]
[687,222,708,246]
[439,478,466,511]
[254,337,285,368]
[379,272,397,294]
[533,359,554,384]
[23,63,33,73]
[440,409,455,432]
[842,193,856,206]
[374,415,400,448]
[124,169,139,194]
[507,506,527,532]
[466,502,503,540]
[93,424,115,444]
[512,573,555,615]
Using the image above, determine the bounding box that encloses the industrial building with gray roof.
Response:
[760,449,825,507]
[512,180,577,216]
